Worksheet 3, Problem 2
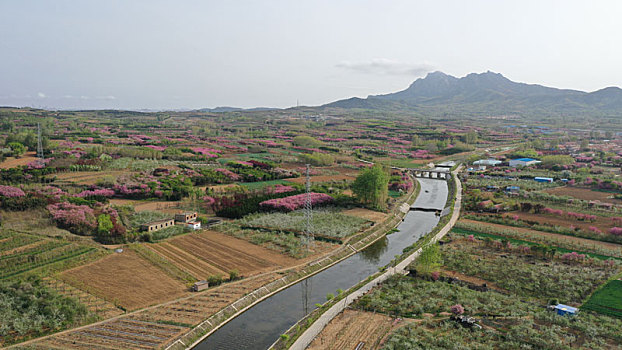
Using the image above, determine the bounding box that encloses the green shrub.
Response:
[207,274,224,286]
[229,269,240,281]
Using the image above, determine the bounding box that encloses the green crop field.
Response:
[582,280,622,318]
[0,231,101,280]
[238,179,295,190]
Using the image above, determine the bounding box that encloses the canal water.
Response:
[195,178,448,349]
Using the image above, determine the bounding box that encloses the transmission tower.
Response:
[36,123,44,160]
[304,164,314,248]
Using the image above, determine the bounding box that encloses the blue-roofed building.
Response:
[554,304,578,316]
[509,158,541,167]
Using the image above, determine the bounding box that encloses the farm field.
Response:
[109,199,182,213]
[582,279,622,318]
[42,277,124,319]
[27,272,282,350]
[342,208,388,222]
[439,236,616,303]
[458,219,622,258]
[134,272,280,325]
[344,233,622,349]
[545,186,622,204]
[146,230,295,280]
[60,250,189,310]
[306,309,402,350]
[285,174,355,184]
[215,222,338,259]
[0,209,84,239]
[239,209,370,240]
[0,151,37,169]
[502,210,617,234]
[0,230,102,281]
[53,170,131,185]
[238,179,295,190]
[36,317,188,350]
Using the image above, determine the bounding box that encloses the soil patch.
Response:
[441,269,507,293]
[0,151,37,169]
[342,208,387,222]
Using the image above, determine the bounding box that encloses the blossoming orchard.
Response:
[0,100,621,349]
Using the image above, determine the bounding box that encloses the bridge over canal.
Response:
[407,168,450,179]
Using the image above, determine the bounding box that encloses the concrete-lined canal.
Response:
[194,178,448,350]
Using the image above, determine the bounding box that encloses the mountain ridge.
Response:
[323,71,622,116]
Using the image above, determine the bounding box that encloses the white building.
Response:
[473,159,502,166]
[509,158,541,167]
[187,221,201,230]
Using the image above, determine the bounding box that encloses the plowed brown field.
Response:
[147,230,296,280]
[342,208,387,222]
[308,309,403,350]
[0,151,37,169]
[61,250,188,310]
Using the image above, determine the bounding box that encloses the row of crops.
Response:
[0,231,99,280]
[582,280,622,318]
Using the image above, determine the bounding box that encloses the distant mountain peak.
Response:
[425,71,450,78]
[323,70,622,116]
[594,86,622,93]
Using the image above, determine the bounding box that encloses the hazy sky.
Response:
[1,0,621,110]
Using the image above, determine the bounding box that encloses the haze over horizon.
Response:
[1,0,621,110]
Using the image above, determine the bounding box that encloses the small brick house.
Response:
[192,280,209,292]
[175,212,198,223]
[141,219,175,232]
